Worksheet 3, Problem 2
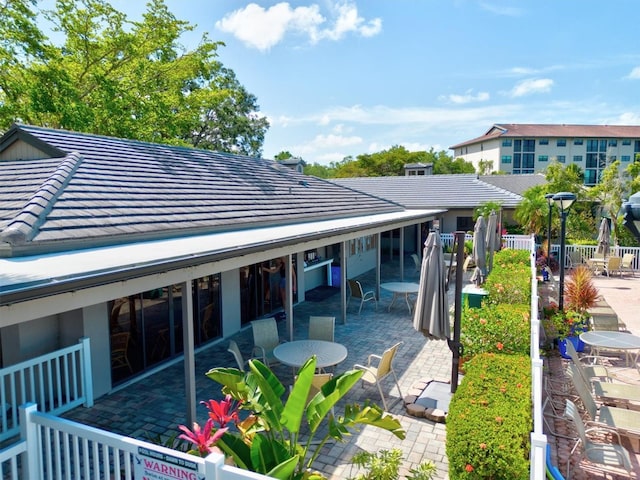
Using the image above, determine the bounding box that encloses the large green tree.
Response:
[0,0,268,156]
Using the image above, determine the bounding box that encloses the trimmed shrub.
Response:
[446,353,531,480]
[460,303,531,358]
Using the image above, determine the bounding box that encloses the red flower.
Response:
[465,464,474,472]
[201,395,239,428]
[496,342,504,350]
[479,442,487,449]
[178,419,227,456]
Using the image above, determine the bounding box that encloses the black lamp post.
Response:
[545,193,554,265]
[553,192,577,310]
[622,191,640,244]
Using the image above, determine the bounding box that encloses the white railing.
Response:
[0,338,93,443]
[1,403,270,480]
[528,235,547,480]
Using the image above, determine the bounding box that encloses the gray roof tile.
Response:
[0,125,402,252]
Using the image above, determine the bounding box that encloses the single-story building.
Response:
[0,124,441,421]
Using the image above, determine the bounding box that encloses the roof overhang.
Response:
[0,209,443,306]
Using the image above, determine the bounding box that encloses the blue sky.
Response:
[99,1,640,164]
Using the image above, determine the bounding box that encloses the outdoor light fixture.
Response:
[621,191,640,244]
[545,193,554,267]
[552,192,577,310]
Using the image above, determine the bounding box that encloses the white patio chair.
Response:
[251,317,284,366]
[308,316,335,342]
[347,279,377,316]
[354,341,403,410]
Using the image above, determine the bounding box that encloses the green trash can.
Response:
[462,285,488,309]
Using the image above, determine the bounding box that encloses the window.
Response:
[557,155,566,163]
[456,216,474,232]
[622,139,631,146]
[608,140,617,147]
[539,138,549,145]
[502,139,512,147]
[538,155,549,162]
[622,155,631,162]
[501,155,512,164]
[573,155,583,162]
[574,139,583,145]
[557,139,566,147]
[512,139,535,173]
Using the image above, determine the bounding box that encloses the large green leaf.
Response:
[205,367,249,400]
[337,402,406,440]
[216,433,251,470]
[247,360,287,435]
[306,369,363,432]
[250,432,294,476]
[281,357,317,435]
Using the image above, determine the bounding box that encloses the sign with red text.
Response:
[135,446,203,480]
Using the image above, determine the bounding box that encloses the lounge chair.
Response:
[603,256,622,277]
[563,400,633,479]
[620,253,636,277]
[347,279,377,316]
[354,342,403,410]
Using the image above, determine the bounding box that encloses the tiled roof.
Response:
[479,174,546,195]
[450,123,640,149]
[0,125,403,252]
[331,174,523,209]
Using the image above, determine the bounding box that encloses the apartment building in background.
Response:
[450,124,640,185]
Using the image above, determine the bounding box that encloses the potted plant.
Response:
[545,308,590,358]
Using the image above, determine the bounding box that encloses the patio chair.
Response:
[569,364,640,449]
[251,317,284,366]
[564,339,611,385]
[620,253,636,277]
[228,340,250,372]
[347,279,377,316]
[603,256,622,277]
[111,332,133,373]
[563,399,632,479]
[567,250,583,269]
[308,316,335,342]
[410,253,421,274]
[354,341,403,410]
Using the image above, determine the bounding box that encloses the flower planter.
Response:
[558,335,584,359]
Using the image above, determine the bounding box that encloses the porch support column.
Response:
[286,254,294,341]
[181,280,196,427]
[376,233,381,300]
[340,240,347,324]
[399,227,405,281]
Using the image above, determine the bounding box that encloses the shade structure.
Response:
[596,217,610,258]
[413,231,450,340]
[486,211,498,274]
[470,216,487,286]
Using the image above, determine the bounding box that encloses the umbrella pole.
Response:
[449,231,466,394]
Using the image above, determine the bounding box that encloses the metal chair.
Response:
[410,253,421,274]
[227,340,250,372]
[251,317,284,366]
[111,332,133,373]
[354,341,403,410]
[308,316,335,342]
[563,400,632,479]
[620,253,636,277]
[347,279,377,316]
[603,256,622,277]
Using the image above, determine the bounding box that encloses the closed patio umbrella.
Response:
[470,216,487,286]
[486,211,497,275]
[413,231,450,340]
[597,217,610,258]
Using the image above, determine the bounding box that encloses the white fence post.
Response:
[20,403,40,480]
[79,337,94,407]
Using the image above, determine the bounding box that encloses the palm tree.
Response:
[515,186,548,235]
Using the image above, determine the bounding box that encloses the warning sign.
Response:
[134,446,203,480]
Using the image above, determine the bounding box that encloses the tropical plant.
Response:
[347,448,437,480]
[564,265,599,313]
[178,356,405,479]
[543,307,589,341]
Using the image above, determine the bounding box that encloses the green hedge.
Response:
[460,303,531,359]
[446,353,531,479]
[483,249,531,306]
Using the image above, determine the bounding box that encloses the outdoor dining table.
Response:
[273,340,348,370]
[580,330,640,367]
[380,282,420,313]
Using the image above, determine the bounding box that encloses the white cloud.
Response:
[439,89,490,104]
[625,66,640,79]
[614,112,640,124]
[479,2,524,17]
[310,133,363,148]
[215,1,382,51]
[509,78,554,97]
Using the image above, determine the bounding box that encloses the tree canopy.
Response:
[0,0,268,156]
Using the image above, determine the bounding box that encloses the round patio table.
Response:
[580,331,640,366]
[381,282,420,313]
[273,340,347,370]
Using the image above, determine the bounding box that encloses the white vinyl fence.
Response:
[1,338,92,443]
[1,403,270,480]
